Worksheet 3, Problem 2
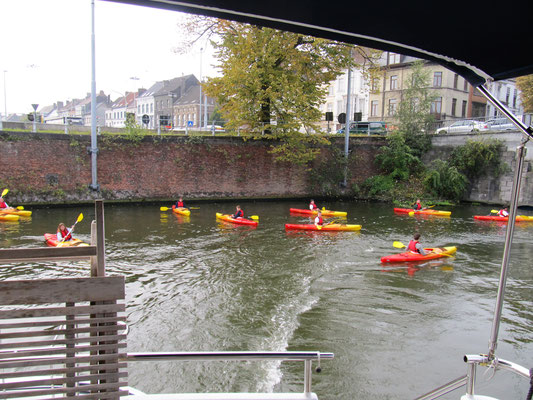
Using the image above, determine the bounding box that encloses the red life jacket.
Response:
[234,210,243,218]
[0,200,8,209]
[177,201,184,208]
[58,228,72,241]
[413,203,422,210]
[498,210,508,217]
[408,240,420,253]
[310,203,318,210]
[315,216,323,225]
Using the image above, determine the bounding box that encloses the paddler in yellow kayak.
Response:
[173,197,187,210]
[0,197,9,210]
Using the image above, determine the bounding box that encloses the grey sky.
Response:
[0,0,216,114]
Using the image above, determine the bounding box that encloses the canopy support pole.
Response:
[477,84,531,360]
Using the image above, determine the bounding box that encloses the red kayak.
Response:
[44,233,88,247]
[474,215,533,222]
[216,213,258,226]
[381,246,457,263]
[285,223,361,231]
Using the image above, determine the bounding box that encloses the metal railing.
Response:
[124,351,333,395]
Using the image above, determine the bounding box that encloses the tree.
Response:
[180,17,381,163]
[516,74,533,113]
[396,60,436,157]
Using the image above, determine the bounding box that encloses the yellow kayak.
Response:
[0,213,19,222]
[0,208,32,217]
[172,207,191,216]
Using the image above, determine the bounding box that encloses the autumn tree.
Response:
[179,17,380,164]
[516,74,533,113]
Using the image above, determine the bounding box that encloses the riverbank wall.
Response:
[2,130,532,206]
[0,131,384,205]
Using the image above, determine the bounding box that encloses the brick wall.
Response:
[0,132,385,204]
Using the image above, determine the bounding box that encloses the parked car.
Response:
[435,119,488,134]
[337,121,388,135]
[206,124,225,132]
[486,117,515,131]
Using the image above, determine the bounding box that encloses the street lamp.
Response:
[3,70,7,122]
[199,47,203,129]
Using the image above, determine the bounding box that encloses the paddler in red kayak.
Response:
[56,223,73,242]
[314,209,324,227]
[309,199,319,210]
[413,199,423,211]
[497,207,509,217]
[407,233,427,255]
[232,205,244,219]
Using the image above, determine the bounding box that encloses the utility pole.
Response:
[89,0,99,191]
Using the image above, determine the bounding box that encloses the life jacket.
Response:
[408,240,420,253]
[413,203,422,210]
[498,209,508,217]
[310,203,318,210]
[315,216,323,225]
[233,210,243,218]
[176,201,184,208]
[0,200,8,209]
[57,228,72,242]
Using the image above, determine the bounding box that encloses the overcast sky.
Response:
[0,0,217,115]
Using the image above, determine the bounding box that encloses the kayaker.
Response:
[498,207,509,217]
[56,223,73,242]
[314,209,324,226]
[309,199,318,210]
[174,197,186,209]
[232,205,244,219]
[0,197,9,209]
[413,199,423,211]
[407,233,427,255]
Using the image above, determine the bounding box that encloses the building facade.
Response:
[367,53,487,129]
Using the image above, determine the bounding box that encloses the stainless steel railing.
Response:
[124,351,333,394]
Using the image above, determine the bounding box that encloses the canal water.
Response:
[1,200,532,399]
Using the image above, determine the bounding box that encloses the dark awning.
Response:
[106,0,533,86]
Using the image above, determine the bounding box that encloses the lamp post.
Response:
[3,70,7,122]
[199,47,203,129]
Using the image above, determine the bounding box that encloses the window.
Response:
[388,53,400,64]
[338,75,345,91]
[451,98,457,116]
[453,74,458,89]
[337,100,344,114]
[371,100,379,117]
[388,98,397,116]
[390,75,398,90]
[150,103,153,113]
[431,97,442,114]
[371,78,379,92]
[513,89,517,108]
[462,100,467,117]
[433,72,442,87]
[327,103,333,112]
[464,80,468,91]
[506,88,510,104]
[328,85,334,96]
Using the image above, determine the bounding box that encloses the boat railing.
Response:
[415,354,531,400]
[124,351,333,399]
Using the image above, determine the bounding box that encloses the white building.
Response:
[136,82,163,129]
[485,79,523,119]
[320,62,370,133]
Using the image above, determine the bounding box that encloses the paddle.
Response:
[393,241,452,256]
[160,206,200,211]
[58,213,83,247]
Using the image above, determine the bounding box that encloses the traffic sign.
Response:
[187,121,193,127]
[142,114,150,125]
[338,113,346,124]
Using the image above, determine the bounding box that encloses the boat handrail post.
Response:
[465,358,478,395]
[304,359,312,394]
